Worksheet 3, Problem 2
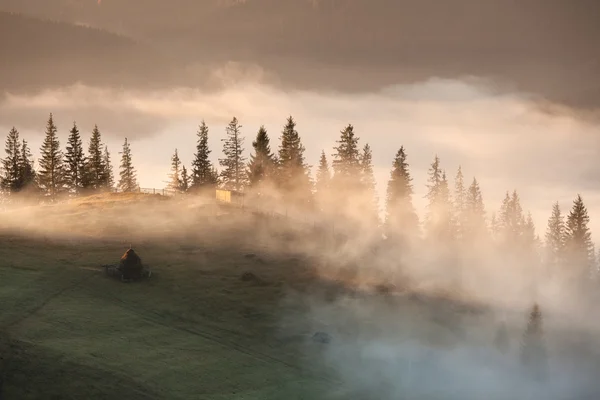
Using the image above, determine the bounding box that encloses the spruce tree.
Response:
[192,121,217,189]
[1,127,23,193]
[86,125,106,190]
[38,113,65,199]
[545,202,565,271]
[463,177,486,240]
[520,303,547,381]
[332,124,361,191]
[277,116,312,204]
[103,145,114,191]
[167,149,182,192]
[498,190,525,248]
[315,150,331,196]
[385,146,419,239]
[180,165,189,192]
[360,143,379,224]
[219,117,247,192]
[64,122,86,195]
[118,138,138,192]
[425,156,454,241]
[19,139,36,192]
[454,166,467,240]
[564,194,595,280]
[247,125,276,188]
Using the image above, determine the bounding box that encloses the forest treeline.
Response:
[2,113,597,292]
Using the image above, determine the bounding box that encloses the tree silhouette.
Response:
[64,122,86,194]
[118,138,138,193]
[38,113,65,199]
[520,303,547,381]
[219,117,247,192]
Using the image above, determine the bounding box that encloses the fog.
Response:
[2,77,600,237]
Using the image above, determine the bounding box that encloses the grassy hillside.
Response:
[1,193,600,399]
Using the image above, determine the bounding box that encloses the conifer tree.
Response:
[316,150,331,196]
[360,143,379,224]
[247,125,276,188]
[564,194,595,279]
[167,149,182,192]
[490,212,500,242]
[332,124,361,191]
[192,120,217,189]
[454,166,467,240]
[180,165,189,192]
[38,113,65,198]
[545,203,565,271]
[219,117,247,192]
[64,122,86,195]
[385,146,419,238]
[19,139,36,192]
[498,190,525,247]
[103,145,114,191]
[118,138,138,192]
[277,116,312,204]
[425,156,454,241]
[463,177,487,240]
[1,127,23,193]
[85,125,106,190]
[520,303,547,381]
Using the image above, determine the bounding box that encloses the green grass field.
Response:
[0,194,344,399]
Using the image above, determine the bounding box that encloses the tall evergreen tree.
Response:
[425,156,454,241]
[564,194,595,280]
[277,116,312,204]
[360,143,379,224]
[498,190,525,248]
[167,149,182,192]
[520,303,547,381]
[191,120,217,189]
[315,150,331,196]
[463,177,487,240]
[64,122,86,195]
[1,127,23,193]
[103,145,114,191]
[454,166,467,240]
[219,117,247,192]
[118,138,138,192]
[545,202,565,271]
[247,125,276,188]
[38,113,65,198]
[19,139,36,192]
[385,146,419,238]
[332,124,361,191]
[85,125,106,190]
[180,165,189,192]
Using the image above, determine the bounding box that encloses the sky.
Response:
[0,0,599,241]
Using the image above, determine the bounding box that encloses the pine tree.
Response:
[385,146,419,238]
[545,203,565,271]
[277,116,312,204]
[315,150,331,198]
[1,127,23,193]
[490,212,500,242]
[520,303,547,381]
[498,190,525,248]
[180,165,189,192]
[219,117,247,192]
[64,122,86,195]
[167,149,182,192]
[103,145,114,191]
[19,139,36,192]
[564,194,595,280]
[425,156,454,241]
[192,121,217,189]
[454,166,467,240]
[247,125,276,188]
[332,124,361,191]
[360,143,379,224]
[118,138,138,192]
[38,113,65,199]
[85,125,106,191]
[463,177,487,240]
